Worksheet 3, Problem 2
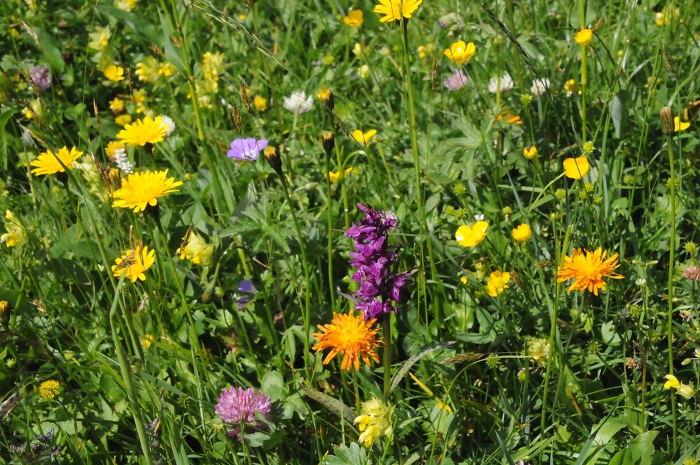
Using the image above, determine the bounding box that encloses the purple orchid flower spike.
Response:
[227,138,268,161]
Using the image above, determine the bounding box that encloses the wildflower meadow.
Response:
[2,0,700,463]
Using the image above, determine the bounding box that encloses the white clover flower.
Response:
[159,115,176,136]
[114,148,133,174]
[474,214,485,221]
[530,78,550,97]
[283,91,314,115]
[488,74,514,94]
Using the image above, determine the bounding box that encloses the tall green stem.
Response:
[665,131,677,453]
[325,148,336,310]
[279,176,312,383]
[383,319,392,400]
[580,0,588,144]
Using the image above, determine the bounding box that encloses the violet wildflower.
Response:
[346,203,411,321]
[30,65,51,91]
[215,386,272,440]
[227,138,268,161]
[443,70,467,92]
[236,279,257,310]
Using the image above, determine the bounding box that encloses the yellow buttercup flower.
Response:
[1,210,27,248]
[325,167,354,183]
[313,312,381,371]
[104,64,125,82]
[444,41,476,65]
[352,129,377,146]
[177,233,214,266]
[30,146,83,176]
[115,114,132,126]
[39,380,60,399]
[112,170,183,212]
[575,29,593,46]
[112,245,155,282]
[512,224,532,242]
[674,116,690,132]
[486,271,510,297]
[141,334,155,349]
[373,0,422,23]
[354,397,395,447]
[253,96,267,112]
[563,157,590,179]
[557,247,623,295]
[109,98,125,113]
[455,221,488,247]
[523,145,538,159]
[344,9,364,27]
[117,116,167,146]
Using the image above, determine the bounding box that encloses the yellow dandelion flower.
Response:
[352,129,377,146]
[354,397,395,447]
[374,0,422,22]
[313,312,381,371]
[30,146,83,176]
[135,57,160,83]
[344,9,364,27]
[105,141,125,158]
[109,98,125,113]
[455,221,488,247]
[1,210,27,248]
[523,145,538,159]
[253,96,267,112]
[111,245,156,282]
[486,271,510,297]
[512,224,532,242]
[116,116,167,146]
[575,29,593,46]
[104,65,125,82]
[39,380,60,399]
[115,114,132,126]
[444,40,476,65]
[112,170,183,212]
[674,116,690,132]
[178,233,214,266]
[563,157,590,179]
[325,167,354,183]
[557,247,623,295]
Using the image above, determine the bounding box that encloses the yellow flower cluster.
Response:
[354,397,395,447]
[1,210,27,248]
[178,233,214,266]
[201,52,225,93]
[39,380,61,399]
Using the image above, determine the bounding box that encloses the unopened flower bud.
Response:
[660,107,675,134]
[264,146,283,176]
[322,131,335,156]
[0,300,9,326]
[317,88,334,112]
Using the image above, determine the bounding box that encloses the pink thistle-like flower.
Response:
[683,265,700,281]
[215,386,271,440]
[443,70,467,92]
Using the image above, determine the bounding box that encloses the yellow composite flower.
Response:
[455,221,488,247]
[104,64,125,82]
[1,210,27,248]
[352,129,377,146]
[344,9,364,27]
[109,98,125,113]
[253,96,267,112]
[39,380,60,399]
[30,146,83,176]
[497,111,522,125]
[557,247,623,295]
[117,116,167,146]
[575,29,593,46]
[523,145,538,160]
[111,245,155,282]
[373,0,422,23]
[177,233,214,266]
[563,157,590,179]
[512,224,532,242]
[112,170,183,212]
[674,116,690,132]
[354,397,395,447]
[115,114,132,126]
[444,40,476,65]
[105,141,125,158]
[312,312,381,371]
[325,167,354,183]
[486,271,510,297]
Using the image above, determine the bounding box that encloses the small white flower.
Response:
[474,214,485,221]
[159,115,176,136]
[283,91,314,115]
[635,278,646,286]
[530,78,550,97]
[488,74,514,94]
[114,148,133,174]
[695,348,700,359]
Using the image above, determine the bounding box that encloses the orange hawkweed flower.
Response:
[313,312,381,371]
[557,248,623,295]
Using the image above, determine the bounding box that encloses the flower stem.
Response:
[383,319,392,401]
[325,152,336,310]
[665,131,677,453]
[580,0,588,144]
[110,273,154,465]
[279,176,312,383]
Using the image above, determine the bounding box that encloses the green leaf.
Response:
[322,443,372,465]
[98,5,162,46]
[389,341,457,396]
[261,371,285,402]
[628,431,658,465]
[301,386,357,431]
[160,14,187,76]
[574,417,626,465]
[32,28,65,73]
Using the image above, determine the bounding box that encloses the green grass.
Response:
[2,0,700,463]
